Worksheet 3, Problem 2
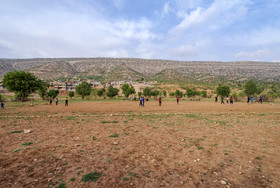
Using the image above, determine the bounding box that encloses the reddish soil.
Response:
[0,101,279,187]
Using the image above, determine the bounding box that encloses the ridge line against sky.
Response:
[0,0,280,62]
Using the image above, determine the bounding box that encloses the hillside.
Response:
[0,58,280,82]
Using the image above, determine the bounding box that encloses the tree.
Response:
[138,92,142,97]
[153,90,160,97]
[169,92,175,97]
[201,91,207,97]
[38,82,48,100]
[76,82,92,100]
[244,80,257,96]
[143,87,151,97]
[2,71,41,101]
[185,88,196,97]
[216,85,230,97]
[162,90,167,97]
[107,85,119,98]
[48,90,59,99]
[175,90,183,98]
[121,83,136,98]
[97,89,104,98]
[69,91,74,99]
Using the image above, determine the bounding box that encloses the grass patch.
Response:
[108,133,119,138]
[101,121,118,123]
[22,142,33,146]
[13,148,24,152]
[56,183,66,188]
[66,116,76,120]
[81,172,103,182]
[10,131,22,134]
[70,177,76,182]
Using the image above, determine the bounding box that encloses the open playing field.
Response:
[0,101,280,187]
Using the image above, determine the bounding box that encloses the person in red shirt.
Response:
[176,97,179,104]
[159,97,162,106]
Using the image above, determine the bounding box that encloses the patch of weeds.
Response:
[56,183,66,188]
[13,148,24,152]
[101,121,118,123]
[10,130,22,134]
[224,153,229,155]
[219,162,224,167]
[83,113,87,115]
[70,177,76,182]
[75,167,82,170]
[22,142,33,146]
[255,157,261,160]
[259,114,265,116]
[92,136,96,141]
[80,150,84,152]
[128,172,140,178]
[123,177,130,181]
[128,119,134,121]
[77,171,84,175]
[108,133,119,138]
[201,179,204,182]
[143,170,151,178]
[57,145,62,147]
[123,121,128,123]
[81,172,103,182]
[203,173,207,176]
[62,163,68,166]
[66,116,76,120]
[124,132,129,135]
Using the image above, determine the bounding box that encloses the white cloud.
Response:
[169,0,249,35]
[235,49,270,59]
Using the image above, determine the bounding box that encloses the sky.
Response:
[0,0,280,61]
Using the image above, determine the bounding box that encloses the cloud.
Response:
[169,0,249,35]
[235,49,270,59]
[171,45,197,58]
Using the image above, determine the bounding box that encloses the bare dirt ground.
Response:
[0,101,280,188]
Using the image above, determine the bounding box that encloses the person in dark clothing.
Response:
[142,97,145,107]
[221,97,225,104]
[1,101,4,109]
[177,97,179,104]
[230,96,233,104]
[49,98,52,105]
[139,97,142,106]
[258,96,263,104]
[65,97,68,106]
[247,96,250,104]
[55,98,58,105]
[159,97,162,106]
[215,96,218,103]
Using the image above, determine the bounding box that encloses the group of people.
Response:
[49,97,68,106]
[139,96,163,107]
[247,96,263,104]
[215,96,263,104]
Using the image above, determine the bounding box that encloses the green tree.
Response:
[216,85,230,97]
[143,87,151,97]
[121,83,136,98]
[76,82,92,100]
[162,90,167,97]
[138,92,142,97]
[201,91,207,97]
[48,90,59,99]
[169,92,175,97]
[175,90,183,98]
[106,85,119,98]
[186,88,196,97]
[244,80,257,96]
[153,90,160,97]
[97,89,104,98]
[69,91,74,99]
[2,71,41,102]
[38,82,48,100]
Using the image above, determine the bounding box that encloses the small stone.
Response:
[239,172,242,174]
[214,172,218,175]
[181,139,185,142]
[180,181,184,184]
[194,160,197,162]
[75,144,82,147]
[249,160,252,163]
[113,142,118,145]
[188,168,192,171]
[125,165,129,168]
[130,183,133,186]
[24,129,32,134]
[197,158,200,162]
[220,180,227,185]
[48,178,52,182]
[75,137,80,140]
[34,159,37,161]
[160,183,164,186]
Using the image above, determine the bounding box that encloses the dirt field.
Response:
[0,101,280,187]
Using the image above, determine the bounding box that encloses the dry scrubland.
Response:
[0,101,280,187]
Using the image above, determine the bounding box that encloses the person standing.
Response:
[230,96,233,104]
[247,96,250,104]
[221,97,225,104]
[49,98,52,105]
[142,97,145,107]
[226,97,229,104]
[176,97,179,104]
[215,96,218,103]
[55,98,58,105]
[65,97,68,106]
[258,96,263,104]
[139,97,142,106]
[251,97,254,104]
[1,101,4,109]
[159,97,162,106]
